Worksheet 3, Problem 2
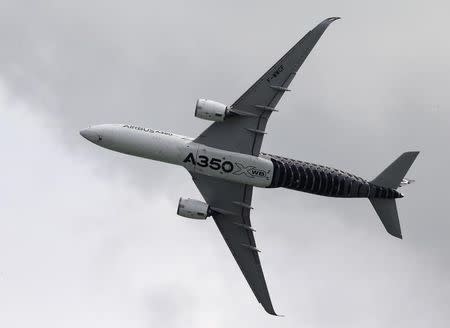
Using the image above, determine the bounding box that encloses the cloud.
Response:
[1,1,450,327]
[0,82,225,327]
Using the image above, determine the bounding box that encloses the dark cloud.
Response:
[1,0,449,327]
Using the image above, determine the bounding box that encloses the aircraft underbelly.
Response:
[182,143,274,188]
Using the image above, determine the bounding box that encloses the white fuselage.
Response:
[80,124,274,188]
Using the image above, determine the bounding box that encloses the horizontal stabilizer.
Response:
[371,151,419,189]
[369,198,402,238]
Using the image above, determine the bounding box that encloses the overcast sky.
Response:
[1,0,449,327]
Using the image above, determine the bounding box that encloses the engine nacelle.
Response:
[195,99,229,122]
[177,198,211,220]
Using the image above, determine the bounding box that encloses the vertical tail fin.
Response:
[369,151,419,239]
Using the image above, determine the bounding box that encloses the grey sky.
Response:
[0,0,449,326]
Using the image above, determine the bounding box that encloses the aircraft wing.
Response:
[195,17,340,156]
[191,173,278,315]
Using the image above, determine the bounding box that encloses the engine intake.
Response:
[177,198,211,220]
[195,99,229,122]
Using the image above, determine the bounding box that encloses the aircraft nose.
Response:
[80,127,101,143]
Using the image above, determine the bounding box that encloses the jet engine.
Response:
[177,198,211,220]
[195,99,229,122]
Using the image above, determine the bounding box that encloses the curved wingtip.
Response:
[266,309,284,317]
[323,16,341,24]
[312,17,341,33]
[264,304,284,316]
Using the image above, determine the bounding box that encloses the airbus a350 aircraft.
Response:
[80,17,419,315]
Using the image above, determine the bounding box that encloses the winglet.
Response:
[264,306,284,317]
[324,17,341,23]
[264,304,281,316]
[308,17,341,40]
[317,17,341,28]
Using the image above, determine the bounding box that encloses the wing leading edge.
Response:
[195,17,340,156]
[191,173,278,315]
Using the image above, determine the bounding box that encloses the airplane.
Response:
[80,17,419,316]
